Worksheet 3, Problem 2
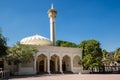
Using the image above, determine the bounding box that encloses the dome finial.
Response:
[35,33,38,35]
[51,3,54,9]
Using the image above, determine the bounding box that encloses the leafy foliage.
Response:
[114,48,120,61]
[102,49,113,66]
[56,40,78,48]
[0,29,7,57]
[79,39,103,69]
[6,43,38,64]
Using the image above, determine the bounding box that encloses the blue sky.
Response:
[0,0,120,52]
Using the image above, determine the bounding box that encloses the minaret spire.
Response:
[51,3,54,9]
[48,4,57,46]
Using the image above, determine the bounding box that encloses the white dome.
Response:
[20,34,52,46]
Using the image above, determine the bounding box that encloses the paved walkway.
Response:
[9,74,120,80]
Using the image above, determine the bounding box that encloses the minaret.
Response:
[48,4,57,46]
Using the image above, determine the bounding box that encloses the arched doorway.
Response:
[50,55,59,72]
[36,54,47,73]
[62,55,71,72]
[39,60,44,72]
[73,55,81,67]
[50,60,55,71]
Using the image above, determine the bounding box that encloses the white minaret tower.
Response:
[48,4,57,46]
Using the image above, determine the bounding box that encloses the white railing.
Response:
[0,70,10,79]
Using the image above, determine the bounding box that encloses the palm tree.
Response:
[114,48,120,62]
[102,50,113,66]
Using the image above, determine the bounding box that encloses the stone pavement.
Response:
[9,74,120,80]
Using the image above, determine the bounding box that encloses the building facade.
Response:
[3,4,83,75]
[18,46,82,75]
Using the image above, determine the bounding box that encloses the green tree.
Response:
[102,49,113,66]
[114,48,120,61]
[6,43,38,64]
[79,39,103,69]
[56,40,78,48]
[0,29,7,58]
[102,50,108,59]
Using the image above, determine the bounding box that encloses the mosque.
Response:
[3,4,83,75]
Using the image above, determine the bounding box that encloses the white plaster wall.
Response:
[35,46,82,59]
[73,67,83,73]
[19,67,35,75]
